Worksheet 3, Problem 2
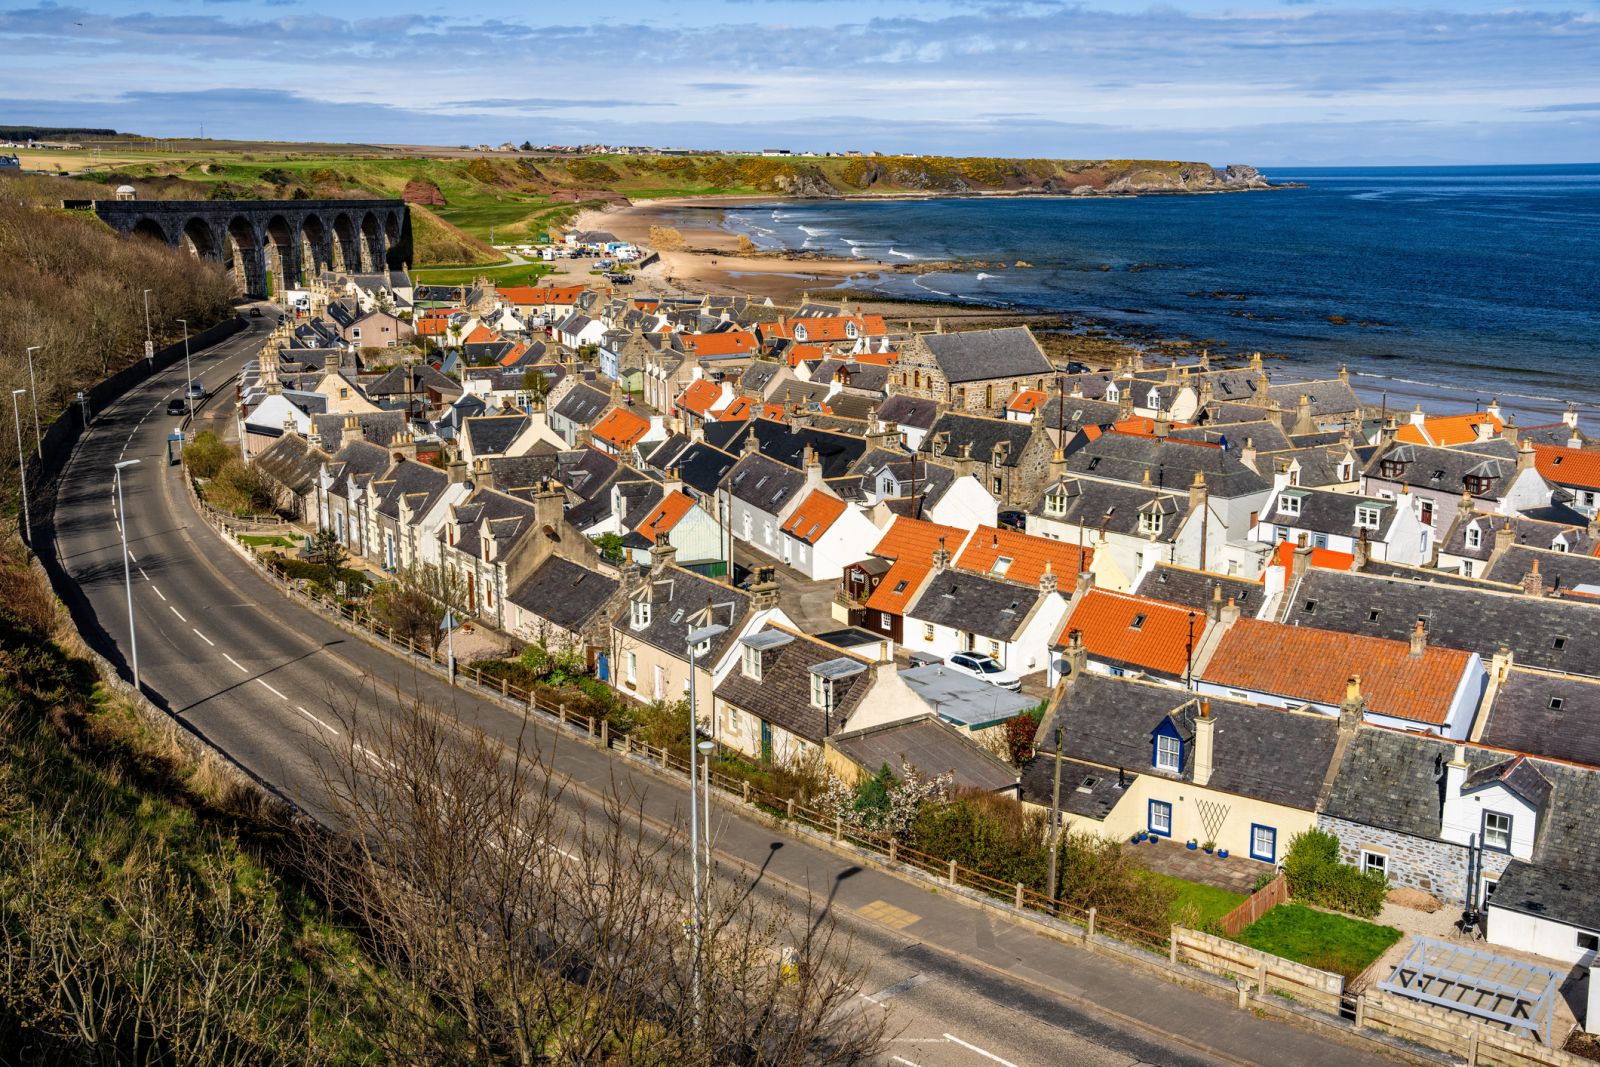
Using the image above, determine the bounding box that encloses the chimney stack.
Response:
[1188,471,1207,511]
[1064,629,1088,679]
[1206,582,1224,622]
[1220,596,1241,626]
[649,531,678,570]
[472,457,495,491]
[447,458,468,484]
[1522,558,1545,598]
[932,535,951,572]
[1409,619,1427,658]
[1516,437,1536,473]
[749,566,781,611]
[1192,700,1215,787]
[1338,675,1364,732]
[1039,561,1058,596]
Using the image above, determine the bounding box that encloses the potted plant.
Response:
[1202,840,1216,854]
[1217,848,1230,859]
[1147,833,1160,844]
[1131,831,1144,843]
[1186,838,1198,850]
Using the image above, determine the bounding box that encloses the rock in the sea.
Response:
[1219,164,1270,189]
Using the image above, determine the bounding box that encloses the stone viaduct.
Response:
[81,198,411,299]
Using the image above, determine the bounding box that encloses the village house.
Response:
[893,327,1056,416]
[1533,443,1600,518]
[1361,437,1553,538]
[545,380,611,447]
[1252,476,1433,566]
[1438,506,1597,578]
[919,410,1056,513]
[1030,470,1229,587]
[1049,586,1207,688]
[899,550,1069,680]
[777,486,880,581]
[840,515,969,645]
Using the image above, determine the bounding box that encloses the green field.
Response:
[1233,903,1401,981]
[412,261,555,286]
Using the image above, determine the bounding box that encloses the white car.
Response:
[945,652,1022,691]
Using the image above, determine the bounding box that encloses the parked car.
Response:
[186,381,205,401]
[166,398,188,416]
[997,510,1027,531]
[249,307,263,318]
[945,652,1022,691]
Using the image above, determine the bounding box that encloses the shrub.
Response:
[1282,828,1387,918]
[183,430,233,479]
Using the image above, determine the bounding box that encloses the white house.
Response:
[1252,475,1434,566]
[778,488,881,581]
[901,564,1068,679]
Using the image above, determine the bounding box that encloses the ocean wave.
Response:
[797,225,832,238]
[975,272,996,281]
[912,277,952,297]
[887,248,915,259]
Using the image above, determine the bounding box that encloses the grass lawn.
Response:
[238,534,300,549]
[1147,873,1246,928]
[1233,903,1402,981]
[412,262,555,286]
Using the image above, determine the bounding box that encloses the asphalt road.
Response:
[47,310,1415,1067]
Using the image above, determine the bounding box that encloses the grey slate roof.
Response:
[725,454,805,514]
[1321,728,1456,840]
[463,413,530,457]
[324,439,392,498]
[1033,477,1191,543]
[830,715,1018,794]
[485,452,564,492]
[920,327,1053,384]
[1483,545,1600,594]
[904,570,1045,642]
[364,362,461,400]
[451,488,537,560]
[1364,440,1522,500]
[705,419,866,478]
[1032,396,1123,437]
[1281,568,1600,677]
[1035,674,1340,811]
[1260,486,1398,540]
[1134,564,1263,616]
[714,626,871,743]
[1265,379,1361,418]
[617,566,750,661]
[876,394,941,431]
[370,458,449,524]
[1065,434,1270,499]
[312,411,407,452]
[1021,757,1139,820]
[1478,668,1600,767]
[922,412,1036,469]
[253,433,328,496]
[508,557,619,633]
[1171,419,1293,453]
[552,383,609,425]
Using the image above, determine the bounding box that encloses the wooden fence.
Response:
[1216,871,1289,936]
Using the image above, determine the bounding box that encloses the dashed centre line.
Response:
[191,628,214,646]
[152,586,167,601]
[169,605,187,622]
[258,679,286,699]
[942,1035,1018,1067]
[223,653,247,673]
[138,567,149,580]
[294,706,337,734]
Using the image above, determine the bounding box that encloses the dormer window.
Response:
[1140,512,1164,535]
[1552,539,1568,553]
[1154,734,1181,772]
[1280,494,1302,517]
[1105,384,1120,403]
[810,673,830,710]
[741,644,761,681]
[1338,463,1353,481]
[1380,459,1405,478]
[1483,811,1512,852]
[846,322,858,338]
[1464,475,1492,495]
[1045,492,1067,517]
[1466,526,1482,550]
[991,556,1013,577]
[1355,506,1382,530]
[630,600,651,629]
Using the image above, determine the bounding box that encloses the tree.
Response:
[304,692,888,1065]
[521,367,549,405]
[373,562,468,652]
[818,760,951,842]
[305,527,349,586]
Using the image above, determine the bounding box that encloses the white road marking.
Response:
[152,586,166,601]
[942,1035,1018,1067]
[169,605,187,622]
[294,705,337,734]
[126,550,136,562]
[891,1058,924,1067]
[191,628,214,646]
[223,653,247,672]
[258,679,286,699]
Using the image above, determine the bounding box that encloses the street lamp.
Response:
[697,739,716,880]
[115,459,142,690]
[24,346,41,455]
[142,289,154,367]
[685,621,727,1029]
[176,317,193,398]
[10,389,30,546]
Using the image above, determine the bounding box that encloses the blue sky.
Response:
[3,0,1598,165]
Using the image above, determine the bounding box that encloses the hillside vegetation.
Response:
[58,149,1264,266]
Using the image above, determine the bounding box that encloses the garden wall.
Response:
[1173,927,1343,1015]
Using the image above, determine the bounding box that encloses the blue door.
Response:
[760,720,773,762]
[596,651,609,682]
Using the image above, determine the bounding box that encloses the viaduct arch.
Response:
[83,197,411,299]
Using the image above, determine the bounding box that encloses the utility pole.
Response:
[10,389,30,546]
[1046,726,1064,904]
[685,622,726,1034]
[1185,610,1197,690]
[177,318,193,399]
[142,289,154,367]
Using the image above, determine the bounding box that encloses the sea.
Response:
[691,165,1600,421]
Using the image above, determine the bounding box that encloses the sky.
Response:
[2,0,1598,165]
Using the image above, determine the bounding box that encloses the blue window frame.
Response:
[1150,718,1184,773]
[1249,823,1278,863]
[1148,800,1173,838]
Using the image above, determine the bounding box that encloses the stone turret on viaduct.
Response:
[78,198,411,299]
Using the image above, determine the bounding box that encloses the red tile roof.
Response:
[781,490,848,545]
[784,343,828,368]
[681,330,758,358]
[863,516,968,615]
[497,342,531,367]
[636,490,695,540]
[1057,589,1203,678]
[1396,412,1503,447]
[592,406,650,450]
[465,324,499,345]
[1535,444,1600,491]
[1269,540,1356,572]
[954,525,1091,585]
[1202,617,1473,725]
[677,378,726,417]
[1007,388,1047,414]
[718,396,786,422]
[851,347,898,365]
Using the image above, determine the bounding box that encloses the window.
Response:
[1465,475,1492,495]
[1552,539,1569,553]
[1578,933,1599,953]
[1550,697,1565,710]
[1313,533,1329,549]
[1276,526,1291,543]
[1154,734,1181,772]
[1367,609,1381,622]
[1466,526,1482,549]
[630,600,651,629]
[1250,824,1278,863]
[993,477,1003,494]
[727,705,742,732]
[922,622,935,641]
[1304,599,1318,613]
[1355,506,1381,530]
[1554,636,1568,651]
[1419,499,1434,527]
[742,645,762,681]
[810,673,829,710]
[988,639,1001,658]
[1280,494,1302,517]
[626,652,637,682]
[1483,811,1512,852]
[881,612,893,629]
[1338,463,1353,482]
[1148,799,1172,837]
[1131,613,1147,631]
[991,556,1014,577]
[1140,512,1164,535]
[1361,850,1388,877]
[1462,561,1475,576]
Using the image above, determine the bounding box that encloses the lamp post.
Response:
[441,608,457,683]
[177,318,193,398]
[115,459,142,690]
[10,389,30,546]
[24,346,42,455]
[142,289,154,368]
[685,621,727,1031]
[698,738,716,880]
